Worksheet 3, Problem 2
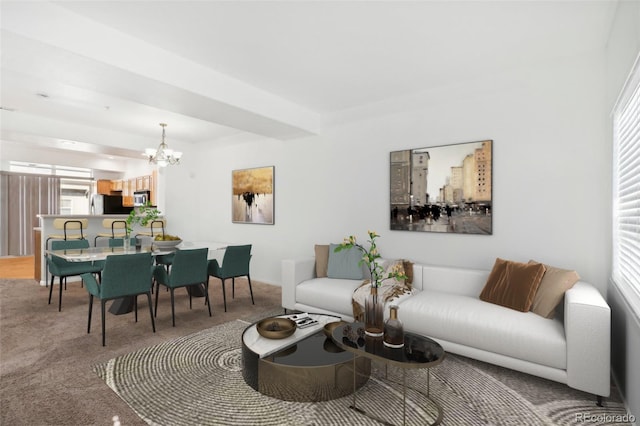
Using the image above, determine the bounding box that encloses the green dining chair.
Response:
[208,244,253,312]
[81,252,155,346]
[46,239,103,311]
[153,248,210,326]
[107,237,137,247]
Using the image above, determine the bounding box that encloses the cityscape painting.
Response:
[232,166,274,225]
[390,140,492,234]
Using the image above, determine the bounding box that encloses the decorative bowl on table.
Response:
[323,320,348,338]
[257,317,297,339]
[152,239,182,249]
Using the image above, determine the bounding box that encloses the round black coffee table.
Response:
[241,314,371,402]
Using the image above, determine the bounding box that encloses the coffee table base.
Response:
[350,359,443,426]
[257,356,371,402]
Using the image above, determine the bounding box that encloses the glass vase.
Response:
[123,237,131,252]
[384,305,404,348]
[364,285,384,337]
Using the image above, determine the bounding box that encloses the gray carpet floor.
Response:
[94,319,630,426]
[1,277,283,425]
[0,277,631,425]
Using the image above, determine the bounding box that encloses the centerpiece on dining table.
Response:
[334,230,407,337]
[125,204,180,250]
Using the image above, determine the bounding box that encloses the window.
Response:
[612,55,640,316]
[8,161,93,215]
[9,161,92,178]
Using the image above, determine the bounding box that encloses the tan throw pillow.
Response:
[314,244,329,278]
[529,261,580,319]
[479,258,546,312]
[402,259,414,286]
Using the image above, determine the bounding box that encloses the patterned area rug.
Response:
[94,320,631,425]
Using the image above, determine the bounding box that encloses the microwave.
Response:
[134,191,150,207]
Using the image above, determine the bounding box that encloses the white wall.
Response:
[164,50,610,295]
[605,0,640,420]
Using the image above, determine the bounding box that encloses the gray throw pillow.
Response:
[327,243,364,280]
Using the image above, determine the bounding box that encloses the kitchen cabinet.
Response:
[135,175,151,191]
[110,180,123,192]
[119,174,155,207]
[150,170,157,206]
[97,180,111,195]
[122,179,135,207]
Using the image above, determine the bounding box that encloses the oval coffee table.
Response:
[242,313,371,402]
[332,322,445,425]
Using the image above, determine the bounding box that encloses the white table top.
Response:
[242,313,342,358]
[47,241,228,262]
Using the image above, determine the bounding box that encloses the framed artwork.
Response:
[232,166,274,225]
[390,140,492,235]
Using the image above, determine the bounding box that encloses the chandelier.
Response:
[145,123,182,167]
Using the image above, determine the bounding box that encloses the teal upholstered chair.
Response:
[153,248,210,326]
[46,239,103,311]
[107,237,137,247]
[155,252,175,272]
[208,244,253,312]
[81,252,155,346]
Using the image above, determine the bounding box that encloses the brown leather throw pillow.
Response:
[479,258,546,312]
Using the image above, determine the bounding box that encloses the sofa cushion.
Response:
[314,244,329,278]
[479,258,545,312]
[529,261,580,319]
[327,243,364,280]
[296,277,364,317]
[421,265,488,295]
[398,290,567,370]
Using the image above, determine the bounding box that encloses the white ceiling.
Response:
[0,0,617,164]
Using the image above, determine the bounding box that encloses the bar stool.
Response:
[46,218,89,248]
[94,219,128,246]
[45,218,89,286]
[136,219,166,238]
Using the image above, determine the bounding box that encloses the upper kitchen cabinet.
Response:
[110,180,123,192]
[96,180,111,195]
[121,174,157,207]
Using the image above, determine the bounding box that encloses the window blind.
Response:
[613,57,640,315]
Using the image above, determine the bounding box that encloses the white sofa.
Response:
[281,258,611,399]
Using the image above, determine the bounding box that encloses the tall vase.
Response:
[123,236,131,252]
[364,285,384,337]
[384,305,404,348]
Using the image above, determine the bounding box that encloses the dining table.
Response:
[46,241,228,315]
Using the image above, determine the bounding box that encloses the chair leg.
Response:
[170,288,176,327]
[48,274,55,304]
[247,275,255,305]
[221,279,227,312]
[189,288,193,310]
[101,299,107,346]
[87,294,93,333]
[154,281,160,317]
[58,276,64,312]
[204,282,212,317]
[146,292,156,333]
[134,295,138,323]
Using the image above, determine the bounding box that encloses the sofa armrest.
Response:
[281,257,316,310]
[565,281,611,396]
